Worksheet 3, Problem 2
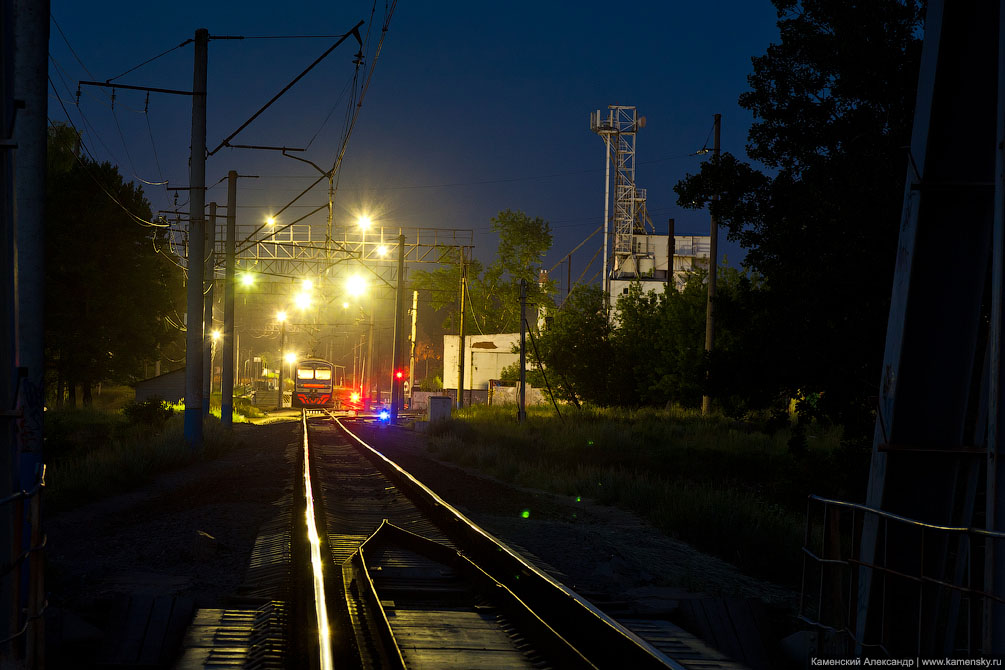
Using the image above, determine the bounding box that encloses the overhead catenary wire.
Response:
[208,19,366,156]
[105,38,193,83]
[235,2,397,253]
[47,79,168,229]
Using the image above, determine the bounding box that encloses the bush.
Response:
[122,397,174,428]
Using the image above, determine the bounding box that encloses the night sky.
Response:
[47,1,779,275]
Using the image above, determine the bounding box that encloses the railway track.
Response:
[301,409,685,669]
[175,410,748,668]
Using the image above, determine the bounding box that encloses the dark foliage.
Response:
[45,124,186,406]
[122,397,175,428]
[673,0,924,435]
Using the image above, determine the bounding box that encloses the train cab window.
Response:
[314,368,332,380]
[296,368,314,380]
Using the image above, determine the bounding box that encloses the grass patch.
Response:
[427,404,865,586]
[45,406,240,513]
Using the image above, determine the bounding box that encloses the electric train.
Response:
[292,358,336,409]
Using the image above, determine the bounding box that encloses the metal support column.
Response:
[390,233,405,420]
[202,201,216,417]
[518,280,527,423]
[183,28,208,447]
[408,289,417,407]
[457,250,466,409]
[221,171,236,428]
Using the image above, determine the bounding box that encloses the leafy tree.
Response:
[45,124,185,406]
[607,267,766,412]
[413,209,554,335]
[673,0,924,432]
[613,277,706,408]
[523,284,615,405]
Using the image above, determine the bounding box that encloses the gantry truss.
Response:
[172,223,473,288]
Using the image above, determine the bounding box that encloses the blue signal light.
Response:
[378,409,390,422]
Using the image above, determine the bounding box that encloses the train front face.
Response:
[293,359,335,409]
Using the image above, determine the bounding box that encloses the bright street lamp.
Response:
[266,216,276,226]
[284,352,297,365]
[302,278,313,291]
[346,274,366,297]
[357,215,371,230]
[241,272,255,287]
[294,292,311,310]
[376,244,388,257]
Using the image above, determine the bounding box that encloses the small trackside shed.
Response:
[134,368,186,404]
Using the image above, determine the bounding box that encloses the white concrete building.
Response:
[443,333,520,391]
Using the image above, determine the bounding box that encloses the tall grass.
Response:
[427,404,865,586]
[45,407,238,513]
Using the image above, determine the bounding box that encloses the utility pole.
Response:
[518,279,527,423]
[183,28,209,447]
[12,1,49,664]
[279,317,286,406]
[701,113,721,416]
[408,289,417,408]
[202,202,216,417]
[0,0,17,656]
[390,233,406,420]
[457,249,467,409]
[365,316,374,408]
[221,171,237,428]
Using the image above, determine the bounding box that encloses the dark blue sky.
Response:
[48,1,780,276]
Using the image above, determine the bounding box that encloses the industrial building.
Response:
[591,105,711,308]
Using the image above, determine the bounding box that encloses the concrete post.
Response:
[202,201,216,417]
[701,113,720,415]
[183,28,209,447]
[518,279,527,423]
[390,233,405,420]
[221,171,236,427]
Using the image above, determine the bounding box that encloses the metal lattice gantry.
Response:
[176,222,473,288]
[590,105,652,294]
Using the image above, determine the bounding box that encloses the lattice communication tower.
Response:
[590,105,653,297]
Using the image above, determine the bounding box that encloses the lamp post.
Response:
[211,329,221,395]
[346,272,370,406]
[276,310,287,404]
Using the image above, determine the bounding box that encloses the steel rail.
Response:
[301,411,334,670]
[331,415,687,670]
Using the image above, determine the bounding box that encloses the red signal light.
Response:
[395,370,403,379]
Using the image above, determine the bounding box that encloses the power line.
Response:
[235,3,397,252]
[208,20,365,156]
[47,79,168,229]
[105,38,193,83]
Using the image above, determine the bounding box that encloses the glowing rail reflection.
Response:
[303,413,333,670]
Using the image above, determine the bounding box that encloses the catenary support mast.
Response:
[183,28,208,447]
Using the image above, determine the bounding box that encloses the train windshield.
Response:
[314,368,332,380]
[296,368,315,380]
